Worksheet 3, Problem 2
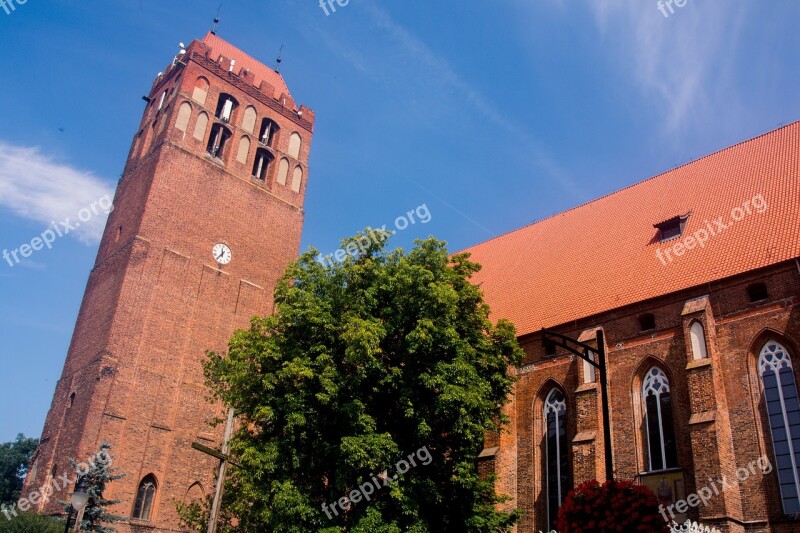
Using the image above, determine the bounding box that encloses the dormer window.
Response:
[654,213,690,242]
[259,118,280,147]
[215,93,239,123]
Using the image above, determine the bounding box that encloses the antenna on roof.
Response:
[275,44,284,73]
[211,2,223,35]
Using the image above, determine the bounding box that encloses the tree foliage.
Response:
[203,233,523,532]
[63,441,126,532]
[0,511,63,533]
[0,435,38,505]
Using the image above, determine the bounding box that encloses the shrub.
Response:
[0,511,63,533]
[556,479,669,533]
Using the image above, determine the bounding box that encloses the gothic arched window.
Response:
[759,341,800,514]
[544,388,570,530]
[207,124,232,160]
[252,148,275,181]
[259,118,280,147]
[132,474,158,521]
[642,367,678,471]
[215,93,239,123]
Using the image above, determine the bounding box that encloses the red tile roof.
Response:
[201,32,291,100]
[464,122,800,337]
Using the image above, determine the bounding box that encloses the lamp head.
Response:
[70,477,90,511]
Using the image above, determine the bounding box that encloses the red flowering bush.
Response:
[556,479,669,533]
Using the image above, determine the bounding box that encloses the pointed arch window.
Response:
[207,124,232,160]
[215,93,238,123]
[132,474,157,521]
[759,341,800,514]
[544,388,570,530]
[643,367,678,471]
[259,118,280,147]
[252,148,275,181]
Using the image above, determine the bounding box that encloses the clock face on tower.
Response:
[212,243,232,265]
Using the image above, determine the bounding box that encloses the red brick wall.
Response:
[494,262,800,532]
[23,44,314,532]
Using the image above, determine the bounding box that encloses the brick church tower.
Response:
[22,33,314,531]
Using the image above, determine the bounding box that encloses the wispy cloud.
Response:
[585,0,750,133]
[0,142,114,244]
[309,1,581,203]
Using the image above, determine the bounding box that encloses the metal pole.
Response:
[596,330,614,481]
[208,408,235,533]
[63,506,73,533]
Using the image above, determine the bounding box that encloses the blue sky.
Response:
[0,0,797,442]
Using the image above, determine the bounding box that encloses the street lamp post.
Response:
[542,328,614,481]
[64,476,90,533]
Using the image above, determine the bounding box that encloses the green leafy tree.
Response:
[0,511,63,533]
[176,493,236,533]
[63,441,126,532]
[0,435,38,505]
[203,233,523,532]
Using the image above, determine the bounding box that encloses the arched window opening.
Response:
[689,322,708,360]
[207,124,232,160]
[157,90,167,112]
[288,132,302,159]
[259,119,280,147]
[544,388,570,530]
[215,93,239,123]
[759,341,800,514]
[68,392,76,408]
[639,313,656,332]
[642,367,678,471]
[252,148,275,181]
[132,474,157,521]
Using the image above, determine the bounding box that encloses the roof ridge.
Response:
[460,120,799,254]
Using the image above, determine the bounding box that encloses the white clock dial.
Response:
[212,243,232,265]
